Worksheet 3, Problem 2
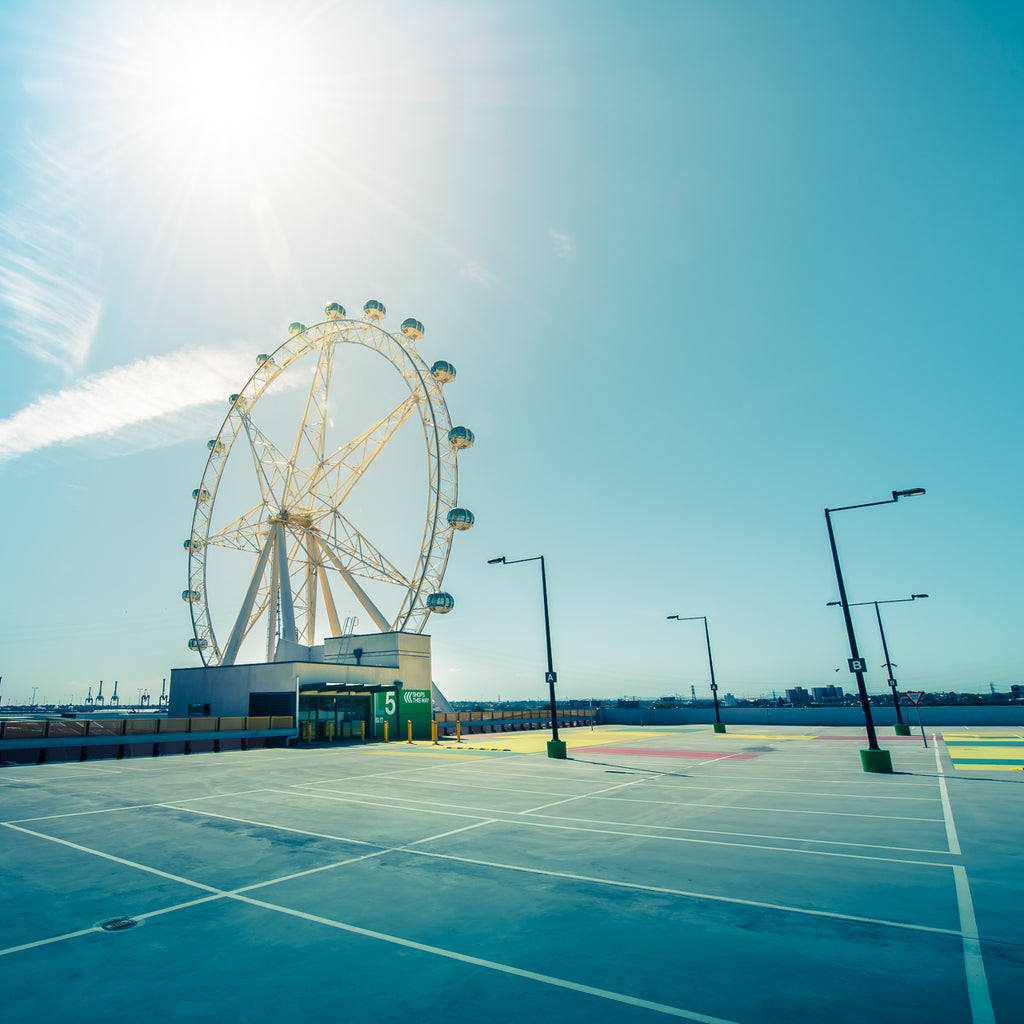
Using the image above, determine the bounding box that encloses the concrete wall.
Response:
[603,706,1024,727]
[169,632,433,718]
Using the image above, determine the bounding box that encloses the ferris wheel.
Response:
[182,300,475,667]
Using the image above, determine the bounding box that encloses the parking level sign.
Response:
[545,672,557,684]
[848,658,866,673]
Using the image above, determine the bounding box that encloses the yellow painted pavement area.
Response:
[439,728,674,754]
[941,731,1024,771]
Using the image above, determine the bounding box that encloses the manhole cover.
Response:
[100,917,138,932]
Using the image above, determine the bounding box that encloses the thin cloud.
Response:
[549,228,573,259]
[0,137,103,375]
[0,346,258,463]
[460,258,497,289]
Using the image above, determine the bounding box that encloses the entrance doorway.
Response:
[299,694,371,741]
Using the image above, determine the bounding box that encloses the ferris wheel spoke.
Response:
[319,513,413,588]
[305,396,419,514]
[283,338,336,503]
[207,505,270,552]
[241,418,292,509]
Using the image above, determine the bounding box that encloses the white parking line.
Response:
[953,866,996,1024]
[230,891,733,1023]
[934,739,995,1024]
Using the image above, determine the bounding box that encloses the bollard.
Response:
[407,721,413,743]
[384,721,389,743]
[456,719,461,743]
[431,721,438,745]
[360,721,366,742]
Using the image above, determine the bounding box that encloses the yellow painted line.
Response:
[946,747,1024,761]
[953,763,1024,772]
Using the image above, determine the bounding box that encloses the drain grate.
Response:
[100,917,138,932]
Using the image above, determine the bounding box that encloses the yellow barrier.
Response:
[383,721,389,743]
[431,721,438,745]
[300,720,313,742]
[407,721,413,743]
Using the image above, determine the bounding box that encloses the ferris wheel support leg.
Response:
[223,532,276,666]
[275,523,299,643]
[319,541,391,633]
[309,535,343,638]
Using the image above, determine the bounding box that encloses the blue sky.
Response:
[1,0,1021,706]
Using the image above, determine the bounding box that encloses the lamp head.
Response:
[826,601,842,606]
[666,614,680,620]
[892,488,926,500]
[912,593,929,599]
[487,556,506,565]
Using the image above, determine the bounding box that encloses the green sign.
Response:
[373,687,432,739]
[373,690,397,739]
[401,688,433,739]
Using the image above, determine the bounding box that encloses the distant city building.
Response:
[785,687,811,704]
[811,685,845,701]
[722,693,738,707]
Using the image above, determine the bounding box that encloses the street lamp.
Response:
[667,615,724,733]
[824,487,925,774]
[826,594,928,733]
[488,554,566,759]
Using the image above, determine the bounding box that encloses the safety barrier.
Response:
[0,716,296,766]
[433,709,597,736]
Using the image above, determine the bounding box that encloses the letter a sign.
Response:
[545,671,557,684]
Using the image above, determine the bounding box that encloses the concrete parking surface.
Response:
[1,724,1020,1022]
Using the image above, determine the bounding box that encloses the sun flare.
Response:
[108,5,314,176]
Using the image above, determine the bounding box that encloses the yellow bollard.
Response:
[431,721,438,745]
[360,722,366,742]
[384,721,389,743]
[456,719,461,743]
[407,720,413,743]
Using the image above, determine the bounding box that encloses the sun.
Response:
[102,3,316,184]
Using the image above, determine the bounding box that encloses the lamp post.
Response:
[825,488,925,774]
[488,554,566,759]
[667,615,724,733]
[827,595,927,734]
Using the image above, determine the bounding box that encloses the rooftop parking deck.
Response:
[1,725,1020,1023]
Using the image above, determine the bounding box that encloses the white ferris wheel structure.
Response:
[183,300,474,667]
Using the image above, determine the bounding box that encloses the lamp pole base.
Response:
[860,748,894,774]
[894,724,911,736]
[547,740,567,759]
[713,723,727,734]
